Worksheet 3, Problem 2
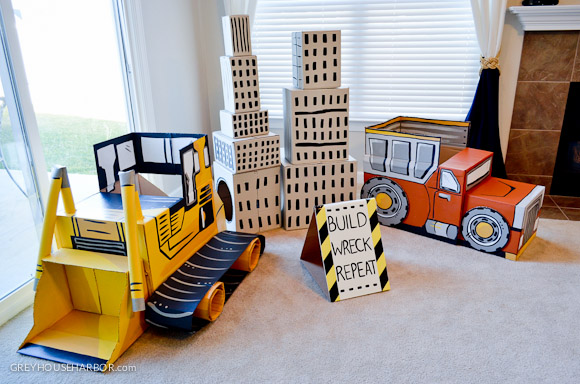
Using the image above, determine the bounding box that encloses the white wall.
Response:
[137,0,214,135]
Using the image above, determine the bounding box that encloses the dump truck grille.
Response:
[522,195,542,245]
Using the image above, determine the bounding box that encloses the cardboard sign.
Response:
[300,198,390,302]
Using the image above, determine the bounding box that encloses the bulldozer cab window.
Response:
[440,169,460,193]
[182,147,201,207]
[203,142,210,168]
[390,140,410,175]
[369,138,387,172]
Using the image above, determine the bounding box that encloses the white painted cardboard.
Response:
[213,161,281,233]
[292,30,341,90]
[281,154,357,230]
[283,87,350,164]
[222,15,252,57]
[220,55,261,113]
[220,109,269,139]
[213,131,280,174]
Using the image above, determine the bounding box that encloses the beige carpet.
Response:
[2,218,580,383]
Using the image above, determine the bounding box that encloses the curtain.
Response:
[466,0,507,178]
[223,0,258,28]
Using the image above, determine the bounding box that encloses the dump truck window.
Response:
[415,143,435,178]
[369,138,387,172]
[467,158,491,190]
[390,140,410,175]
[440,169,460,193]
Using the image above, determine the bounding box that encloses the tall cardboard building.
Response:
[213,15,281,233]
[282,30,357,230]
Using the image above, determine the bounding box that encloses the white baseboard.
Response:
[0,280,34,327]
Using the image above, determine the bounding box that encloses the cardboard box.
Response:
[283,87,350,164]
[213,131,280,174]
[281,155,357,230]
[361,118,545,259]
[220,55,261,113]
[292,30,341,89]
[220,109,269,139]
[214,161,281,233]
[222,15,252,57]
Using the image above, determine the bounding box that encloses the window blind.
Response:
[252,0,480,126]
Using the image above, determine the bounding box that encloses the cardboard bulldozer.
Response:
[19,133,264,371]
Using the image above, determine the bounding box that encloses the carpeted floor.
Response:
[1,218,580,383]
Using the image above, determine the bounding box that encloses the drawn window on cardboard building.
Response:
[415,143,436,179]
[440,169,460,193]
[369,138,387,172]
[466,158,491,190]
[390,140,410,175]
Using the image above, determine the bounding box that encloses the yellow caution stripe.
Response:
[316,206,340,302]
[367,199,390,291]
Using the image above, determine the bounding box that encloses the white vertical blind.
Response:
[252,0,480,125]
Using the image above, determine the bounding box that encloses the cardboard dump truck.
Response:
[360,117,544,260]
[19,133,264,371]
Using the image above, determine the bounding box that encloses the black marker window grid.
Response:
[282,160,357,229]
[231,111,269,138]
[227,57,260,112]
[292,31,341,89]
[234,137,280,172]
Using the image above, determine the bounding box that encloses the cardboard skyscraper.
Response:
[214,15,281,233]
[282,30,357,230]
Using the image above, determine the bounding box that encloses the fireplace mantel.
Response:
[509,5,580,31]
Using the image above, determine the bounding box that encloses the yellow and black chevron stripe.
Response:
[316,206,340,302]
[367,199,390,292]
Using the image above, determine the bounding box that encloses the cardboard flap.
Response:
[300,213,330,300]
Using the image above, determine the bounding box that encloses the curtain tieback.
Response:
[480,56,500,74]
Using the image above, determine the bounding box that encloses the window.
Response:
[467,158,491,190]
[253,0,480,124]
[440,169,460,193]
[390,140,410,175]
[0,0,134,323]
[13,0,131,201]
[369,138,387,172]
[415,143,435,179]
[181,146,198,207]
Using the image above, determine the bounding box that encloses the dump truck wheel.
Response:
[361,177,408,226]
[461,207,510,253]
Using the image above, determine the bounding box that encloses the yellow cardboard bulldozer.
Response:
[18,133,263,371]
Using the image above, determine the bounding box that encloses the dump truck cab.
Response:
[361,117,544,260]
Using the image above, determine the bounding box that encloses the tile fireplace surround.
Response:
[506,5,580,192]
[505,5,580,221]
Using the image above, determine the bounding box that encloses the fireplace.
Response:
[551,82,580,196]
[503,11,580,220]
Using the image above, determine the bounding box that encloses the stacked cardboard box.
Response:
[213,15,281,233]
[282,30,357,230]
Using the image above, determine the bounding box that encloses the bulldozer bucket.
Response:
[18,249,147,372]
